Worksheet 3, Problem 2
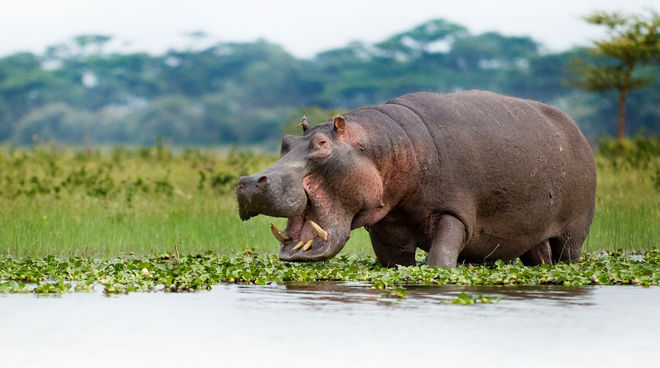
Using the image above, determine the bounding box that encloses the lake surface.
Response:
[1,284,658,367]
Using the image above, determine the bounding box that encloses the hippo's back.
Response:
[384,91,596,260]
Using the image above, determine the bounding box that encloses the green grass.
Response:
[583,156,660,251]
[0,143,657,257]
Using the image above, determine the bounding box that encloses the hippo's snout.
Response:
[236,170,307,221]
[236,174,268,220]
[236,174,269,204]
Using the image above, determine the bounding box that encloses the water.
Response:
[1,284,658,367]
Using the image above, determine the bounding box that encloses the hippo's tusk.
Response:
[293,241,305,251]
[308,220,328,241]
[270,223,291,243]
[302,239,313,251]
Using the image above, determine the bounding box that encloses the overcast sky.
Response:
[1,0,658,58]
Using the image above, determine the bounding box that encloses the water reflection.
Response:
[232,282,596,309]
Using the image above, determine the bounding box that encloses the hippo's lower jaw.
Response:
[273,213,350,262]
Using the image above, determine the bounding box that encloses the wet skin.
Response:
[237,91,597,267]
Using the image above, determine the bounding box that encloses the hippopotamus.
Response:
[236,91,596,267]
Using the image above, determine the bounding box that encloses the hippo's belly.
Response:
[459,231,548,262]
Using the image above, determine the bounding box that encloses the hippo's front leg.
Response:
[367,218,417,267]
[427,215,466,268]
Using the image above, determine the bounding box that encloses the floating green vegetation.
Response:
[0,251,658,294]
[445,292,501,305]
[380,287,408,299]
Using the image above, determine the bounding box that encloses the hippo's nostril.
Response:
[257,176,268,185]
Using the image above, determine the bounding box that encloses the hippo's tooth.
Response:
[293,241,305,251]
[302,239,313,251]
[308,220,328,241]
[270,223,291,243]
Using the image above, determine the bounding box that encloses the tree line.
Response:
[0,16,658,147]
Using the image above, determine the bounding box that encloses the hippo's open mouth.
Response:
[271,189,350,262]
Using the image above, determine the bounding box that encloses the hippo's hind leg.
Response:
[549,232,584,263]
[519,240,552,266]
[367,221,417,267]
[548,218,590,263]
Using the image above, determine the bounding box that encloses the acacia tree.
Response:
[570,10,660,139]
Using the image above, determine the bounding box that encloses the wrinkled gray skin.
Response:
[237,91,597,267]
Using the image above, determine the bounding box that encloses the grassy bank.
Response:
[0,141,658,257]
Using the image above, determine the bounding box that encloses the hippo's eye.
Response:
[309,134,332,160]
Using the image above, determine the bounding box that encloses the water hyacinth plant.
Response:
[0,251,658,294]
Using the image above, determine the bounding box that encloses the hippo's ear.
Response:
[333,115,346,136]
